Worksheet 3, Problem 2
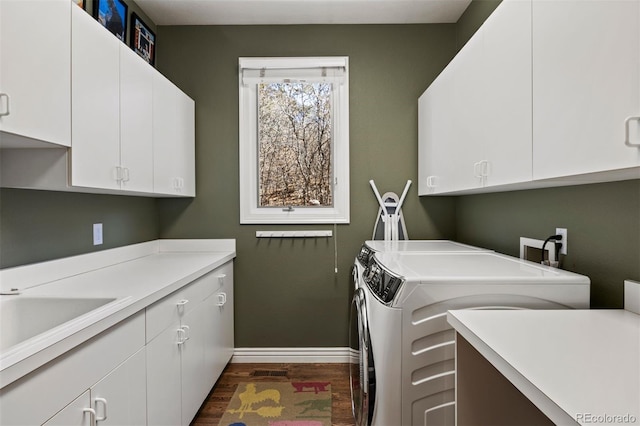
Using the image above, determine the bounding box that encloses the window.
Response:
[239,57,350,224]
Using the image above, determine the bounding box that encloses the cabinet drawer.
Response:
[145,262,233,343]
[187,262,232,304]
[0,312,145,426]
[146,288,185,343]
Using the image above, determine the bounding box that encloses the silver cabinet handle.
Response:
[217,292,227,306]
[217,273,226,286]
[426,175,437,189]
[94,397,108,423]
[176,298,189,315]
[625,116,640,147]
[482,160,491,178]
[177,325,190,346]
[83,407,97,426]
[0,93,9,117]
[474,160,491,185]
[473,161,483,178]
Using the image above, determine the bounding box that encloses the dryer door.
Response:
[349,287,376,426]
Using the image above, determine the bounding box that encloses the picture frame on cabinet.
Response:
[130,12,155,66]
[94,0,128,42]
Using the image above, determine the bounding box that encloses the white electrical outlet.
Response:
[556,227,567,255]
[93,223,103,246]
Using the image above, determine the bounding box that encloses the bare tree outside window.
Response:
[258,82,333,207]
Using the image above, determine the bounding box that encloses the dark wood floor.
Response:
[191,363,356,426]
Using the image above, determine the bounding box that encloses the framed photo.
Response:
[130,12,156,66]
[94,0,128,42]
[73,0,86,10]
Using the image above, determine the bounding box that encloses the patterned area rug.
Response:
[218,381,332,426]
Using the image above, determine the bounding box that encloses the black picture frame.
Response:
[94,0,128,42]
[130,12,156,66]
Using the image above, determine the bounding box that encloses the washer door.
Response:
[349,287,376,426]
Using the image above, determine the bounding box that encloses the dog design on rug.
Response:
[227,383,284,419]
[291,382,330,394]
[295,398,331,415]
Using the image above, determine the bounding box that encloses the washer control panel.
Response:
[363,259,404,305]
[356,245,375,267]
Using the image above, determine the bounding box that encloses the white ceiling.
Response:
[136,0,472,26]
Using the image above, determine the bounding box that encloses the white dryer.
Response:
[350,249,590,426]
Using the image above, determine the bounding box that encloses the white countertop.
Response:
[0,239,236,389]
[447,308,640,425]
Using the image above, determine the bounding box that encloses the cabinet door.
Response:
[153,74,195,196]
[90,348,147,426]
[418,74,451,195]
[482,0,532,187]
[447,33,486,192]
[180,302,210,426]
[532,0,640,179]
[71,5,120,190]
[146,324,183,426]
[120,45,154,193]
[0,0,71,146]
[208,265,234,383]
[177,91,196,196]
[43,391,92,426]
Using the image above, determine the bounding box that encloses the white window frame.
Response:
[239,56,350,224]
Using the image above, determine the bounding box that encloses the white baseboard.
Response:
[231,347,357,363]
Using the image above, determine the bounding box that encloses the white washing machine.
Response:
[349,240,491,426]
[350,248,590,426]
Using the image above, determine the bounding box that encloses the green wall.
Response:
[456,182,640,308]
[154,24,458,347]
[455,0,502,49]
[0,188,158,267]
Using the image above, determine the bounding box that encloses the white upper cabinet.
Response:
[532,0,640,180]
[153,74,196,196]
[71,5,121,190]
[0,0,71,147]
[419,0,640,196]
[71,7,154,193]
[418,0,532,195]
[481,0,532,187]
[120,45,154,193]
[0,4,195,197]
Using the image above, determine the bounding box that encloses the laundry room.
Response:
[0,0,639,425]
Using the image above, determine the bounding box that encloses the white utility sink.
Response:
[0,296,117,351]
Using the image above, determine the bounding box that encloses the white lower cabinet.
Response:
[0,312,145,426]
[207,266,235,383]
[146,323,183,425]
[90,348,147,426]
[0,263,234,426]
[146,261,234,426]
[180,301,211,425]
[43,391,92,426]
[44,348,147,426]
